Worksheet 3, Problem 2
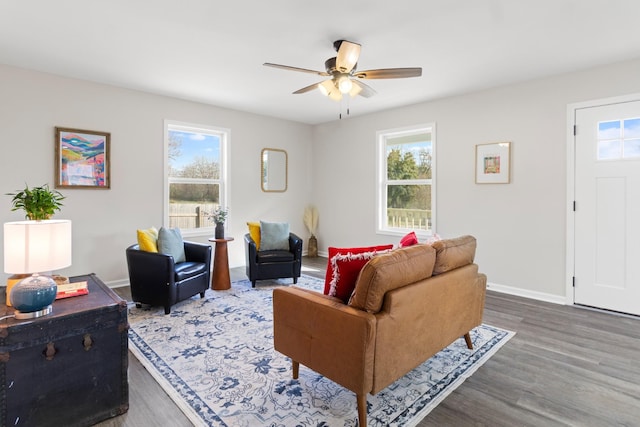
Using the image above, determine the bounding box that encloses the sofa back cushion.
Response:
[349,244,436,313]
[431,235,476,275]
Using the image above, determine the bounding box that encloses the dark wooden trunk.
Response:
[0,274,129,427]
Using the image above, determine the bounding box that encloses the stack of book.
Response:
[56,281,89,299]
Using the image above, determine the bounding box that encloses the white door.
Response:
[574,100,640,315]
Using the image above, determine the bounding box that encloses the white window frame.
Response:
[163,119,229,237]
[376,123,436,237]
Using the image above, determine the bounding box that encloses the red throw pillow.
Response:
[399,231,419,247]
[323,245,394,302]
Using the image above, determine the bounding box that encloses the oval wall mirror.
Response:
[261,148,288,192]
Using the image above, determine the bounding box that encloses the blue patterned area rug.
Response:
[128,274,513,427]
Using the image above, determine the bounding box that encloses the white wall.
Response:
[311,58,640,301]
[3,57,640,299]
[0,65,313,285]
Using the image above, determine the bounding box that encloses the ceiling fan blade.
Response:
[353,67,422,79]
[263,63,330,77]
[335,40,361,73]
[350,80,376,98]
[293,81,325,94]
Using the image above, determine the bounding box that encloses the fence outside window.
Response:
[387,208,431,230]
[168,203,217,229]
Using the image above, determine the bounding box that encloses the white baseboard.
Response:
[486,281,566,305]
[107,268,566,307]
[312,253,566,305]
[106,278,130,289]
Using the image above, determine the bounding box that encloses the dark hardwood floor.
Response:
[100,257,640,426]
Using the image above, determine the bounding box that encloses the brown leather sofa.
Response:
[273,235,486,427]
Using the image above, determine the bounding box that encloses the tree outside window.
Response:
[378,125,435,235]
[165,122,227,232]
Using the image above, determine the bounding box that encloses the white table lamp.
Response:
[4,220,72,319]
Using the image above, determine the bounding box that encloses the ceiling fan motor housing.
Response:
[324,57,337,74]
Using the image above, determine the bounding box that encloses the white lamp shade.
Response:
[338,76,353,94]
[4,220,72,274]
[320,80,342,101]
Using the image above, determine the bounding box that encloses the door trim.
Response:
[565,92,640,305]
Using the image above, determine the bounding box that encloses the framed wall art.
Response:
[475,142,511,184]
[55,127,110,189]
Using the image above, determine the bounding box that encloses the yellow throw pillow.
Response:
[247,221,261,250]
[137,227,159,252]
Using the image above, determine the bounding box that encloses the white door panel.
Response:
[574,100,640,315]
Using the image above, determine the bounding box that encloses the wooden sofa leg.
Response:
[292,360,299,379]
[464,332,473,349]
[357,394,367,427]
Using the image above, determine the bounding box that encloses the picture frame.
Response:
[55,127,110,189]
[475,142,511,184]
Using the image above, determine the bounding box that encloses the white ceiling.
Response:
[2,1,640,125]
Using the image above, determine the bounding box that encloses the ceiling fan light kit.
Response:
[337,76,353,94]
[264,38,422,107]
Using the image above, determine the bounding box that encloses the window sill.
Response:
[376,229,436,239]
[179,228,215,239]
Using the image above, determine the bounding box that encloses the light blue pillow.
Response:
[259,221,290,251]
[157,227,186,263]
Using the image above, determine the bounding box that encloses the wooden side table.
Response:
[209,237,234,290]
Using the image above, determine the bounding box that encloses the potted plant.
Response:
[6,183,65,221]
[208,206,229,239]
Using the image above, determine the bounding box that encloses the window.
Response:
[597,118,640,160]
[164,120,228,235]
[377,124,435,236]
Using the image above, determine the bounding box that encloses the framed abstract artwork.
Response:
[55,127,110,189]
[475,142,511,184]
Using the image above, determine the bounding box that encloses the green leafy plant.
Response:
[6,183,65,221]
[207,206,228,224]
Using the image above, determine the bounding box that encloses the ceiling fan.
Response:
[264,39,422,101]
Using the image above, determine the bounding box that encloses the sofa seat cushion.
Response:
[349,244,436,313]
[431,235,476,275]
[257,250,294,263]
[174,261,207,282]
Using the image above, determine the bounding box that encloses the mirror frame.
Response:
[261,148,288,192]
